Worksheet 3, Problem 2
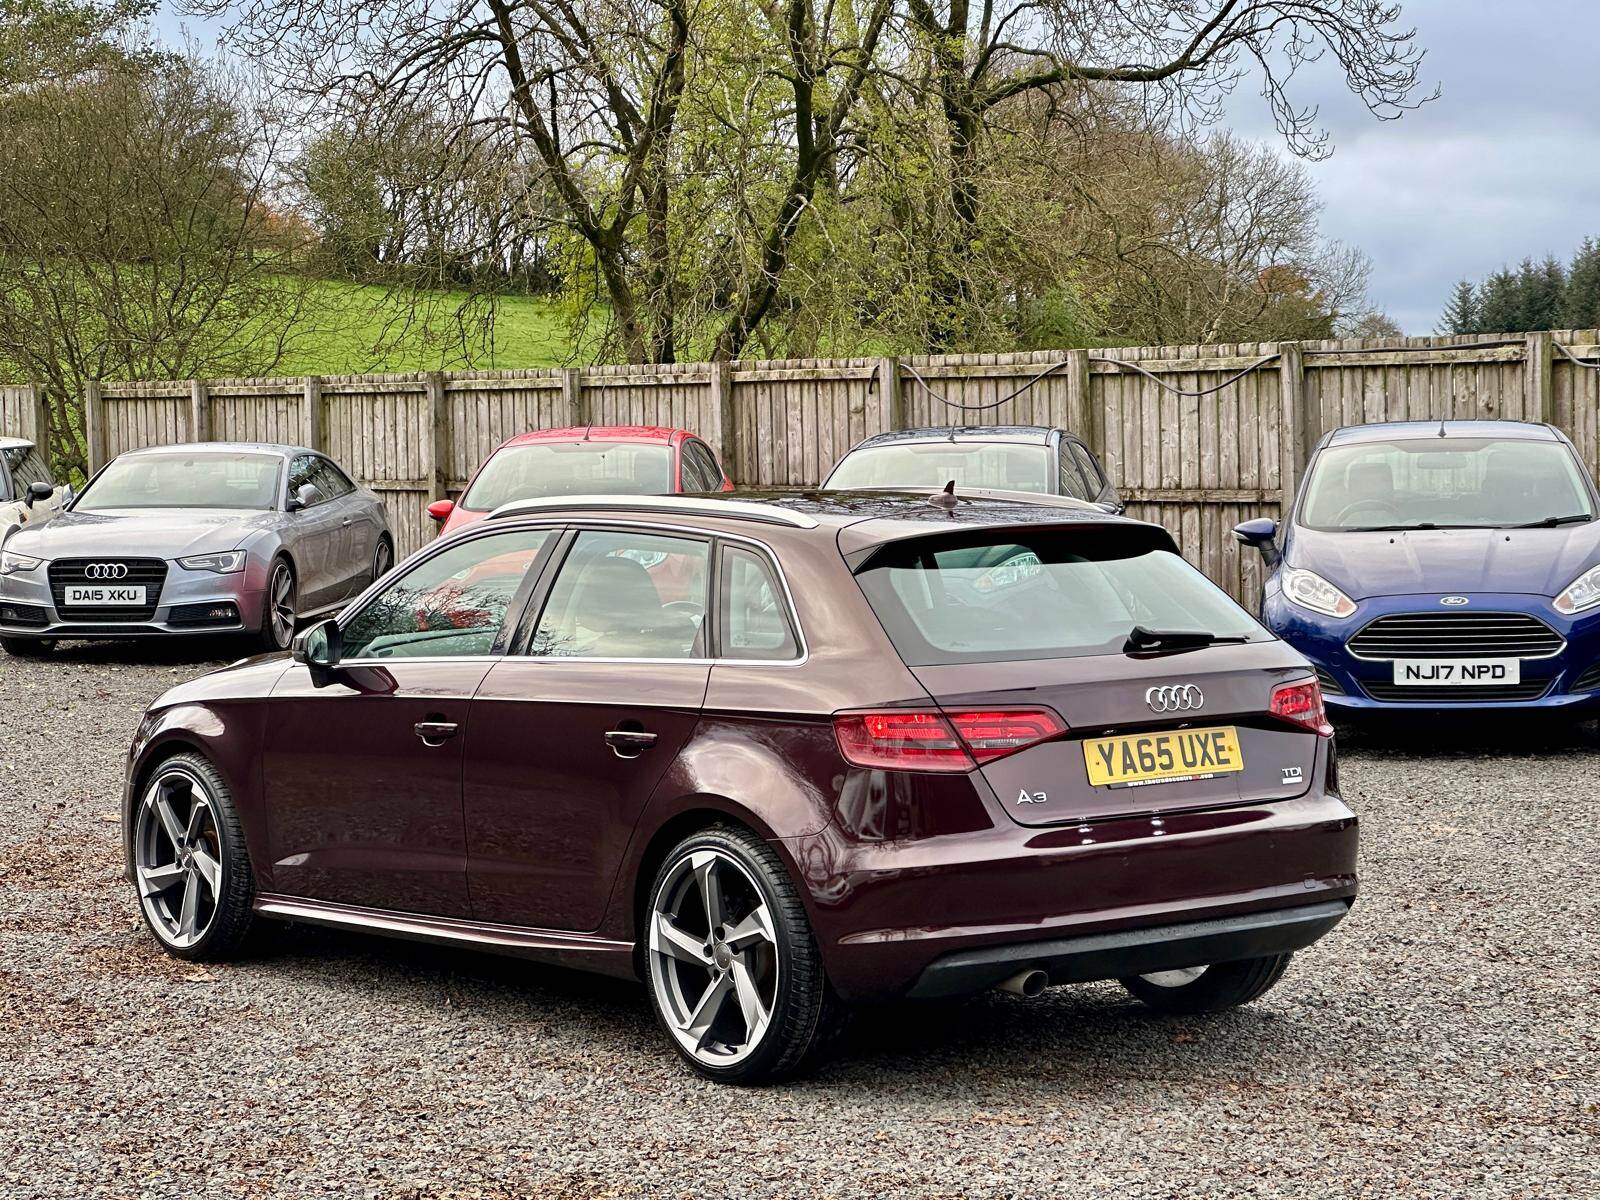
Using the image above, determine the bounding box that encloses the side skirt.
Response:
[253,893,639,981]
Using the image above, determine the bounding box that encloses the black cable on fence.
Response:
[886,349,1284,416]
[1554,341,1600,372]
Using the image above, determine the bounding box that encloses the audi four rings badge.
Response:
[1145,684,1204,713]
[85,563,129,580]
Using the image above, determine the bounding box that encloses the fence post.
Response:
[84,381,105,473]
[26,383,49,465]
[1525,331,1554,423]
[877,357,903,431]
[424,372,449,500]
[562,367,585,428]
[709,359,736,479]
[1278,342,1310,515]
[189,379,210,444]
[301,377,323,450]
[1064,349,1098,455]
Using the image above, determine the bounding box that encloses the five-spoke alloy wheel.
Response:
[644,826,836,1083]
[130,753,254,960]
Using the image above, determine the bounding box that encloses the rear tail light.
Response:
[833,707,1067,772]
[1270,679,1334,737]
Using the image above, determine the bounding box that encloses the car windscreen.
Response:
[855,529,1267,664]
[826,442,1051,493]
[1301,437,1596,531]
[76,452,281,510]
[460,442,675,510]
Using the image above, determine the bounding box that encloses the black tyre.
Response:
[128,751,256,962]
[642,824,838,1084]
[1120,954,1293,1015]
[255,557,297,652]
[372,534,394,584]
[0,635,53,657]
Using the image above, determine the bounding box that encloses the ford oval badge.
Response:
[1440,596,1470,606]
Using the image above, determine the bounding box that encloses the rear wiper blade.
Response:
[1512,513,1594,528]
[1123,625,1250,654]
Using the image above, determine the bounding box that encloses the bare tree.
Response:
[0,57,313,474]
[899,0,1435,345]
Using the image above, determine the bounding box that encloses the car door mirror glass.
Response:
[292,618,341,669]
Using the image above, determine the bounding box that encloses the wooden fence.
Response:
[31,329,1600,605]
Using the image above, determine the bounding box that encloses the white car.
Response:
[1,437,67,545]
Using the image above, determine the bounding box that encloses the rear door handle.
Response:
[414,721,459,746]
[605,729,659,757]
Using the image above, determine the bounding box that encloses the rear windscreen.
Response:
[855,530,1268,664]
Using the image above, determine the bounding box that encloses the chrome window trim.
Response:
[329,516,810,667]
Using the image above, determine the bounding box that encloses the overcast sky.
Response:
[161,1,1597,335]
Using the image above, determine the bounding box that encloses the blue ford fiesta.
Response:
[1235,420,1600,717]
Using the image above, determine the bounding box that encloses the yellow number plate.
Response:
[1082,726,1244,789]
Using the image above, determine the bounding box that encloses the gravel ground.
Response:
[2,642,1598,1199]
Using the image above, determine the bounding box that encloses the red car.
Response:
[428,426,733,536]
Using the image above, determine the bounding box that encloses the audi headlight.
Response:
[1554,564,1600,615]
[1281,566,1357,618]
[0,550,42,576]
[178,550,247,575]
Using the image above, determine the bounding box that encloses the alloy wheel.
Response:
[268,562,295,648]
[373,538,392,582]
[134,768,223,950]
[648,849,780,1067]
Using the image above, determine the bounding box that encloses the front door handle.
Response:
[414,720,459,747]
[605,728,659,757]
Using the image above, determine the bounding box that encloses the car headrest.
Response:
[1345,461,1394,498]
[569,555,663,633]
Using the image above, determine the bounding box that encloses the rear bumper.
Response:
[906,899,1351,998]
[788,780,1358,1002]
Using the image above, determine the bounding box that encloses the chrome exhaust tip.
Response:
[996,968,1048,998]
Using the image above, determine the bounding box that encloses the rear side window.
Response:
[531,529,709,659]
[682,440,723,491]
[1070,442,1106,495]
[1057,447,1092,499]
[856,531,1266,664]
[718,545,799,660]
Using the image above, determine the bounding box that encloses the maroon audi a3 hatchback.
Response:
[123,490,1356,1082]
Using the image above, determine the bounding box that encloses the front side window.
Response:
[531,530,709,659]
[461,442,675,511]
[825,442,1052,493]
[856,530,1267,665]
[4,446,52,493]
[1301,437,1596,531]
[719,545,799,660]
[341,529,553,659]
[1057,446,1092,499]
[312,458,354,500]
[78,452,281,511]
[1070,442,1106,495]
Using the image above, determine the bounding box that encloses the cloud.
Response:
[1222,0,1600,333]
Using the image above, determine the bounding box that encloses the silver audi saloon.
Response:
[0,442,391,656]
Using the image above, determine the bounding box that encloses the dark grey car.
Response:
[823,425,1122,510]
[0,442,391,655]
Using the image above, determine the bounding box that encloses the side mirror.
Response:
[24,481,53,508]
[427,498,455,523]
[1233,517,1282,567]
[291,618,342,671]
[287,482,321,512]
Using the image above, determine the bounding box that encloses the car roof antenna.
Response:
[1437,417,1448,438]
[929,480,959,512]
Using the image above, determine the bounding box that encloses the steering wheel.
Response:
[1335,498,1402,526]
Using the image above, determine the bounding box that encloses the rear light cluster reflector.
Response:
[1270,679,1334,737]
[834,708,1067,772]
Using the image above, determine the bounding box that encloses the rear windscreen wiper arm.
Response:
[1512,513,1594,528]
[1123,625,1250,654]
